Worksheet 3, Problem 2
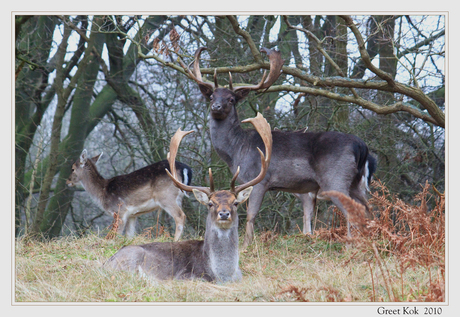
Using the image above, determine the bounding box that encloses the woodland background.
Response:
[14,15,445,240]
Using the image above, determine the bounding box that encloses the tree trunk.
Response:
[31,22,72,237]
[15,16,57,236]
[37,18,105,238]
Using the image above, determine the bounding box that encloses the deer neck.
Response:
[79,167,107,208]
[203,216,240,283]
[209,107,247,173]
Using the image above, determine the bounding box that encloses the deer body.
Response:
[105,114,272,283]
[183,47,377,247]
[67,151,192,240]
[211,112,376,241]
[105,190,243,283]
[212,112,374,194]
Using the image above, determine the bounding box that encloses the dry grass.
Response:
[14,181,445,303]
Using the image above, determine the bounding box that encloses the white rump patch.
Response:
[181,168,190,197]
[182,168,189,185]
[360,161,370,192]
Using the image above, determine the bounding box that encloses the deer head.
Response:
[165,113,272,228]
[179,47,284,121]
[66,149,103,187]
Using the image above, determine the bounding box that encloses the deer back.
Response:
[103,160,191,198]
[67,150,192,210]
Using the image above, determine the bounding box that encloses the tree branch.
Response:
[398,28,444,58]
[265,84,439,125]
[340,15,397,88]
[226,15,264,63]
[283,16,360,99]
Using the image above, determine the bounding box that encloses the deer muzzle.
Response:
[211,103,223,112]
[218,210,231,221]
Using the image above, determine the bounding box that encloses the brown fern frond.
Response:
[105,212,121,240]
[277,284,310,302]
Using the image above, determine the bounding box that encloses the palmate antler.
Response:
[180,47,284,93]
[178,47,216,92]
[231,48,284,93]
[165,129,214,196]
[231,113,272,194]
[166,113,272,196]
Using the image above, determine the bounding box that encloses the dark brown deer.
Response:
[104,113,272,283]
[66,150,192,241]
[182,47,377,248]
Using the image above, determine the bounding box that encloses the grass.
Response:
[14,181,445,302]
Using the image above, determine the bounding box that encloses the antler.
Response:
[182,47,283,94]
[165,128,213,196]
[233,47,284,93]
[178,47,216,91]
[232,112,273,194]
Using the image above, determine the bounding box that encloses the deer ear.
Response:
[91,152,103,164]
[80,149,88,165]
[192,189,210,205]
[234,88,251,102]
[236,186,253,204]
[198,84,214,100]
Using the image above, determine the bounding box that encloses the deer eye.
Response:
[208,202,214,207]
[233,202,239,207]
[229,97,235,104]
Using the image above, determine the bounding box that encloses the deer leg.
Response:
[242,184,267,249]
[350,185,372,219]
[323,194,352,238]
[295,193,316,235]
[124,216,137,237]
[114,212,126,236]
[161,201,186,241]
[325,184,370,238]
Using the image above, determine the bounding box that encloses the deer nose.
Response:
[218,210,230,220]
[211,103,222,111]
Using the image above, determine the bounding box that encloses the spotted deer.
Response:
[66,150,192,240]
[181,47,377,247]
[104,113,272,283]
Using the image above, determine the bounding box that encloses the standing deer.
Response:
[66,150,192,241]
[182,47,377,248]
[104,114,272,283]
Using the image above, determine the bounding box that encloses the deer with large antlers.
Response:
[104,113,272,283]
[182,47,377,248]
[66,151,192,240]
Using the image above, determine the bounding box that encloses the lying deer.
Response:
[181,47,377,247]
[66,150,192,241]
[104,113,272,283]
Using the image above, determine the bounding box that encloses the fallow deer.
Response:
[181,47,377,248]
[66,150,192,240]
[104,113,272,283]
